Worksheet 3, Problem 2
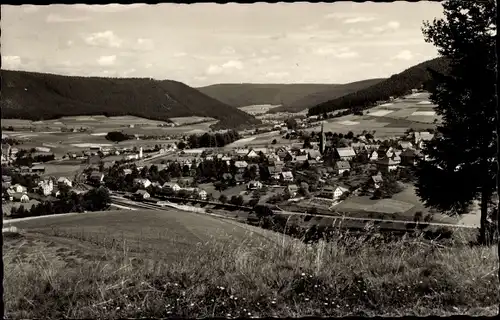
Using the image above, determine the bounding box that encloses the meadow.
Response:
[3,208,498,318]
[305,92,441,138]
[238,104,282,115]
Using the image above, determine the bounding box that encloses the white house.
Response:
[134,189,150,200]
[281,171,294,182]
[377,157,400,173]
[319,186,349,200]
[57,177,73,188]
[369,150,379,161]
[123,169,132,175]
[334,161,351,175]
[12,192,30,203]
[10,184,27,194]
[246,149,259,158]
[247,180,263,190]
[37,179,54,196]
[163,182,181,192]
[133,178,152,188]
[335,147,356,161]
[198,189,207,200]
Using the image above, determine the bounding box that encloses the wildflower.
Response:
[174,283,179,286]
[271,301,276,304]
[301,273,306,276]
[363,290,367,294]
[226,314,231,317]
[324,302,328,305]
[230,295,234,299]
[247,313,251,316]
[305,298,310,301]
[190,303,195,307]
[116,307,120,310]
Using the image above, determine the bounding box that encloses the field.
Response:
[3,208,498,318]
[223,131,297,149]
[305,92,441,138]
[238,104,281,115]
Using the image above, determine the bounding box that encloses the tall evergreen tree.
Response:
[415,0,497,244]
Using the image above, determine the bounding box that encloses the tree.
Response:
[414,0,497,245]
[285,118,297,130]
[271,139,277,145]
[218,194,228,204]
[177,141,186,150]
[105,131,130,143]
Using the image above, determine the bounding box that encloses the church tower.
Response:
[319,122,326,155]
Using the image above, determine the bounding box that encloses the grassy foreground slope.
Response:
[4,209,499,318]
[1,70,259,129]
[308,57,450,116]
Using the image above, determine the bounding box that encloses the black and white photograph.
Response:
[1,1,499,318]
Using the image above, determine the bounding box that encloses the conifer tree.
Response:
[415,0,497,244]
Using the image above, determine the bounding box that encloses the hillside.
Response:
[1,70,260,129]
[197,83,342,107]
[4,210,498,318]
[308,57,450,116]
[270,78,385,113]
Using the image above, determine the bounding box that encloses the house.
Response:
[163,182,181,192]
[133,178,152,189]
[88,172,105,184]
[10,184,27,193]
[234,161,248,173]
[294,155,308,163]
[401,149,422,166]
[30,165,46,174]
[57,176,73,188]
[247,164,260,175]
[268,166,282,180]
[123,169,133,175]
[413,131,433,147]
[285,184,299,197]
[306,159,319,166]
[198,189,207,200]
[391,153,401,164]
[12,192,29,203]
[334,161,351,175]
[247,180,263,190]
[371,174,384,189]
[134,189,150,200]
[318,186,349,200]
[236,149,250,157]
[2,175,12,185]
[377,146,394,159]
[335,147,356,161]
[369,150,379,161]
[377,157,400,173]
[399,141,413,150]
[308,150,322,161]
[281,171,294,182]
[350,142,367,151]
[38,179,54,196]
[246,149,259,158]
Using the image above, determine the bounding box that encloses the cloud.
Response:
[265,71,290,79]
[145,63,153,69]
[372,21,401,33]
[22,5,40,13]
[392,50,415,61]
[46,14,90,23]
[73,4,147,13]
[173,52,187,58]
[313,46,359,58]
[206,64,223,75]
[343,16,376,24]
[220,46,236,55]
[97,55,117,66]
[83,30,123,48]
[135,38,155,51]
[2,55,22,69]
[336,51,359,59]
[222,60,244,70]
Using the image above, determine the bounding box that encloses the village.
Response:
[2,118,436,224]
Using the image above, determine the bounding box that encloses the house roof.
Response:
[372,175,383,183]
[295,155,308,162]
[335,186,349,193]
[222,173,233,179]
[308,150,321,158]
[401,148,421,157]
[235,173,245,181]
[281,171,294,178]
[336,147,356,157]
[163,182,179,188]
[12,192,28,200]
[378,157,400,165]
[234,161,248,168]
[135,189,149,195]
[31,165,45,170]
[90,172,104,178]
[334,161,351,170]
[287,184,298,191]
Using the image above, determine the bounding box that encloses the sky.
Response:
[1,3,445,87]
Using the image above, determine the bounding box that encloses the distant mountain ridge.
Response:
[1,70,260,129]
[308,57,450,116]
[197,83,342,108]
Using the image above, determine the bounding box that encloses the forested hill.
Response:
[197,83,342,107]
[1,70,260,129]
[307,57,450,116]
[270,78,385,113]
